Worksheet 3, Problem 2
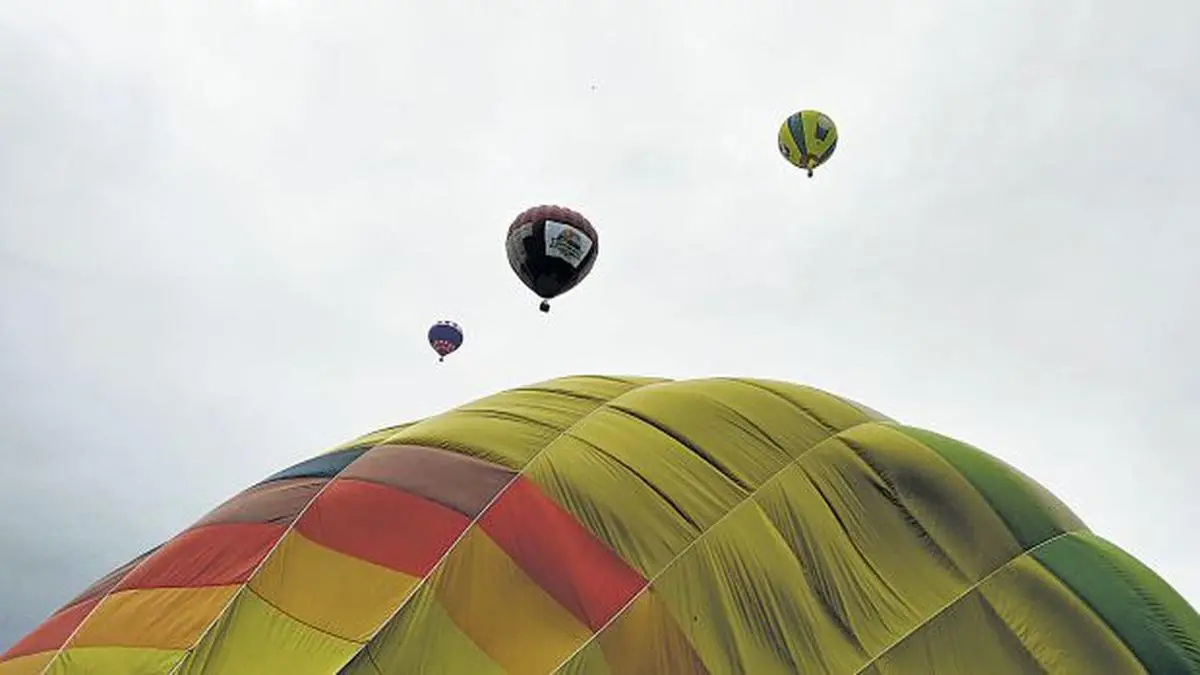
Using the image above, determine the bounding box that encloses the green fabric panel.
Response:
[1033,532,1200,674]
[894,425,1084,549]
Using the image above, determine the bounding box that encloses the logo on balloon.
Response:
[544,220,592,268]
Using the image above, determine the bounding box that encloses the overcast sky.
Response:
[2,0,1198,652]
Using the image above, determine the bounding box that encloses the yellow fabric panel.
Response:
[174,588,358,675]
[0,652,53,675]
[69,585,237,650]
[696,378,859,457]
[524,377,857,582]
[562,589,707,675]
[523,432,697,578]
[553,644,614,675]
[343,578,505,675]
[328,422,417,453]
[740,379,880,433]
[834,422,1025,581]
[749,440,975,659]
[862,591,1045,674]
[386,389,612,470]
[248,529,418,642]
[432,527,593,673]
[606,380,798,489]
[569,407,746,537]
[653,500,868,674]
[519,375,669,401]
[975,553,1146,674]
[43,646,182,674]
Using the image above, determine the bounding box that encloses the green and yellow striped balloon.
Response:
[3,375,1198,674]
[778,109,839,177]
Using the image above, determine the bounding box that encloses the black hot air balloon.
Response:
[505,205,599,312]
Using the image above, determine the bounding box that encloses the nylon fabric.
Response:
[173,588,358,674]
[567,406,746,539]
[70,586,237,650]
[790,437,972,652]
[977,553,1146,673]
[430,527,593,672]
[523,432,696,578]
[863,590,1046,674]
[338,570,505,675]
[653,499,868,673]
[0,599,96,662]
[44,647,182,674]
[0,652,52,675]
[830,422,1024,582]
[560,590,709,675]
[605,381,798,489]
[247,530,419,642]
[7,375,1199,675]
[381,385,623,470]
[1033,531,1200,673]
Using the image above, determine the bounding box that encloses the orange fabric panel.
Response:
[70,585,238,650]
[596,590,711,675]
[0,651,54,675]
[434,527,592,673]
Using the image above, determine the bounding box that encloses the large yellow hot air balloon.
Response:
[3,375,1198,674]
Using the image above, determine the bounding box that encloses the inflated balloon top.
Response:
[427,320,463,362]
[778,110,838,177]
[506,204,599,313]
[4,375,1198,674]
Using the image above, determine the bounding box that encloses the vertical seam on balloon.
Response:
[161,455,381,675]
[34,546,163,675]
[331,378,676,673]
[848,529,1084,674]
[548,426,864,674]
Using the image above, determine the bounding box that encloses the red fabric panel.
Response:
[114,522,285,591]
[479,477,647,631]
[0,596,99,661]
[296,478,469,577]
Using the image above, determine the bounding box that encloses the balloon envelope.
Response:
[506,204,598,311]
[778,109,838,176]
[427,320,463,360]
[4,375,1198,674]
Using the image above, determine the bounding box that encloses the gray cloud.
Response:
[2,0,1198,652]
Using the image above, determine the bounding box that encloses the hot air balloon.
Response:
[778,109,838,177]
[506,204,598,313]
[4,375,1198,674]
[427,320,463,362]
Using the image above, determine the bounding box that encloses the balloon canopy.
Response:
[778,110,838,177]
[3,375,1198,674]
[427,320,463,362]
[506,205,599,313]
